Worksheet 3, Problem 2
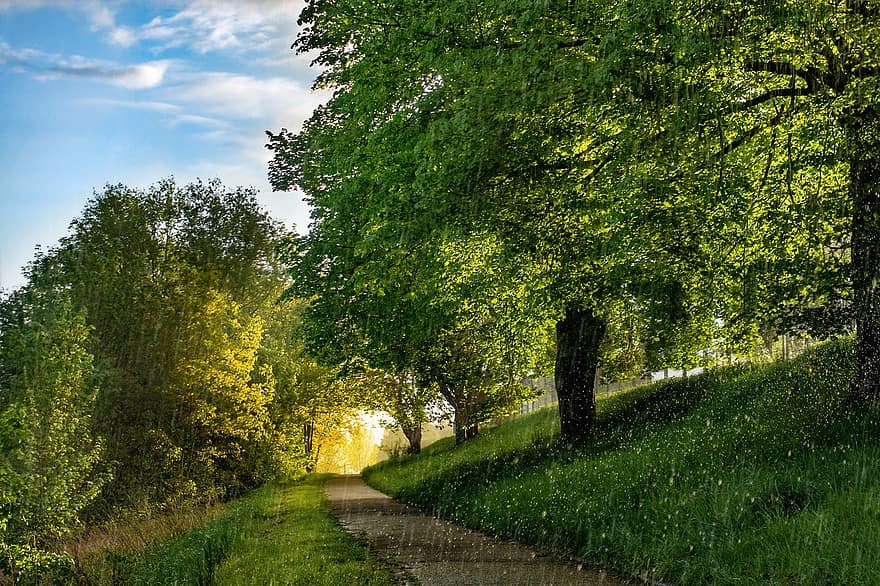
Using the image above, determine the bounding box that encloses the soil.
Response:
[325,476,633,586]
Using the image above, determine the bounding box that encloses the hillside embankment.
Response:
[365,339,880,585]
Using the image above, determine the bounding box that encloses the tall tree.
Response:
[270,0,722,442]
[24,179,288,505]
[551,0,872,393]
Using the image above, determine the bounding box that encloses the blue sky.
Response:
[0,0,326,290]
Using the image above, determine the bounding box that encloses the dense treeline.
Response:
[0,179,369,579]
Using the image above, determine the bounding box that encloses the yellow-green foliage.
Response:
[174,289,275,496]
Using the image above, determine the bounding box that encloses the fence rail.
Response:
[518,367,707,415]
[517,333,817,415]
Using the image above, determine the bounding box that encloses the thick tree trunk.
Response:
[555,305,606,443]
[847,103,880,404]
[402,425,422,454]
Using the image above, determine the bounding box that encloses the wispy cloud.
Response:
[174,113,228,128]
[108,25,137,48]
[0,42,45,65]
[0,41,170,89]
[107,0,305,55]
[0,0,303,57]
[166,71,327,125]
[86,98,180,113]
[0,0,117,30]
[85,98,228,130]
[39,59,170,89]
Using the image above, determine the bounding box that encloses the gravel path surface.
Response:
[325,476,631,586]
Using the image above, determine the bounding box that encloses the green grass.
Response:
[213,476,396,586]
[364,338,880,584]
[114,476,395,586]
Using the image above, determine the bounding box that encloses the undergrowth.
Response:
[365,338,880,584]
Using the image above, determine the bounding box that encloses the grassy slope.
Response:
[121,476,395,586]
[364,339,880,585]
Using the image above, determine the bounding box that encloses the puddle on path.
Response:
[325,476,632,586]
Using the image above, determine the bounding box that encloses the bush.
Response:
[0,543,74,585]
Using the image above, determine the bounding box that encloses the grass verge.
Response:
[86,475,395,585]
[364,338,880,584]
[213,475,396,586]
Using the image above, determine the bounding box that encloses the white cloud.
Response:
[84,98,228,130]
[166,71,327,126]
[86,3,114,29]
[0,41,46,64]
[115,61,168,89]
[85,98,180,112]
[0,0,118,30]
[0,0,59,9]
[174,113,227,128]
[109,26,136,48]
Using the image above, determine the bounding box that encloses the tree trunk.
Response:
[555,304,606,443]
[402,424,422,454]
[847,103,880,404]
[453,407,479,444]
[303,420,316,472]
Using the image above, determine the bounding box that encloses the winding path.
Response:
[325,476,631,585]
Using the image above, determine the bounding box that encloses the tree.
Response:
[341,366,438,454]
[258,297,378,471]
[270,0,725,443]
[0,288,106,544]
[273,170,550,444]
[660,0,877,400]
[22,179,289,506]
[172,288,274,498]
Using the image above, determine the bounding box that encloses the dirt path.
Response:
[325,476,631,586]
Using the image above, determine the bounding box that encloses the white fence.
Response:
[518,367,706,415]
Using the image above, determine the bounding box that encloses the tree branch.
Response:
[718,87,814,117]
[744,60,842,92]
[710,107,788,164]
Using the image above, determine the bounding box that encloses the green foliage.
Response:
[365,339,880,584]
[272,0,803,445]
[272,0,876,411]
[3,178,323,514]
[0,288,106,544]
[342,366,439,453]
[417,325,541,439]
[173,289,274,498]
[257,297,379,471]
[0,543,74,586]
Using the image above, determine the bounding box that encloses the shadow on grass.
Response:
[368,338,871,516]
[370,368,723,510]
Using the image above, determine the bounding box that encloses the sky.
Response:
[0,0,327,290]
